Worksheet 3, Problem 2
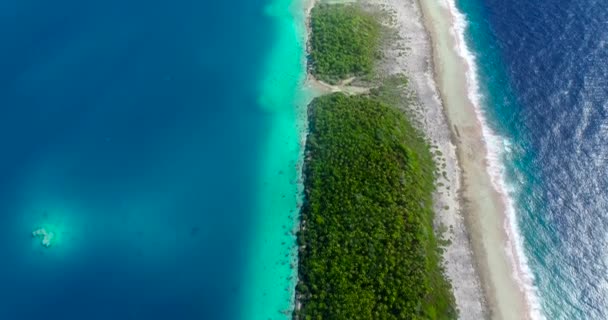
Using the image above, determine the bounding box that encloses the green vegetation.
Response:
[295,94,456,319]
[310,4,381,84]
[295,3,456,319]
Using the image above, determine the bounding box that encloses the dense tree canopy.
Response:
[294,94,457,319]
[310,4,380,84]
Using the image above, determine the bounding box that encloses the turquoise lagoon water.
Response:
[244,0,315,318]
[0,0,310,318]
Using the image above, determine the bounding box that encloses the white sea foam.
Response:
[444,0,545,318]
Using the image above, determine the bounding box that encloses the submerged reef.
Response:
[32,228,55,248]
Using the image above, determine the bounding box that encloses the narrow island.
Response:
[294,3,456,319]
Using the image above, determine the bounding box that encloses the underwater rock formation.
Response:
[32,228,55,248]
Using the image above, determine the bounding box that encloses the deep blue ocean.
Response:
[0,0,304,319]
[459,0,608,318]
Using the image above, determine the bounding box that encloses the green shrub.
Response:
[310,4,380,84]
[295,93,457,319]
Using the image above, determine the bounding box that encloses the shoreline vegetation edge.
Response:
[415,0,537,319]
